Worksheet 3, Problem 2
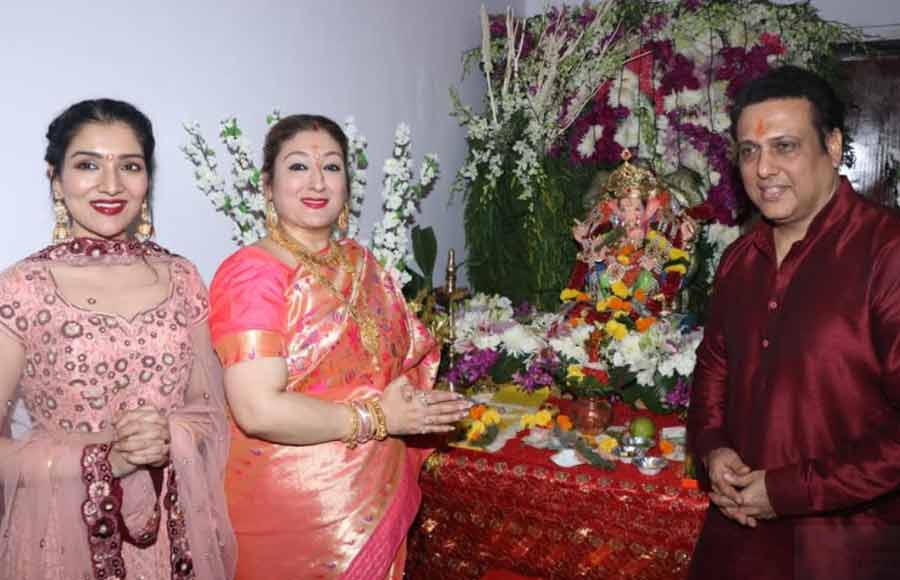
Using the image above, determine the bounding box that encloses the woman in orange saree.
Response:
[208,114,470,580]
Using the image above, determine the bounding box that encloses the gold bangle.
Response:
[342,403,360,449]
[353,400,375,444]
[367,398,388,441]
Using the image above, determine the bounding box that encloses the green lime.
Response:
[629,417,657,439]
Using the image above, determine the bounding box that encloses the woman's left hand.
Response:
[381,377,472,435]
[112,407,171,468]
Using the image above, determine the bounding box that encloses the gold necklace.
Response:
[270,227,381,362]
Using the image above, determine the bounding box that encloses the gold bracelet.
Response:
[342,403,360,449]
[367,398,388,441]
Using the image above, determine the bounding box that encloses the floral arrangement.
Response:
[455,0,858,309]
[445,292,702,413]
[182,115,437,287]
[370,124,440,288]
[520,408,573,432]
[462,403,503,447]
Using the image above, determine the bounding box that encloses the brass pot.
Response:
[571,397,613,435]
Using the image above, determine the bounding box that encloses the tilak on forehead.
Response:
[754,118,766,140]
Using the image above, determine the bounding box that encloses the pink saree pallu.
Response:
[210,240,439,580]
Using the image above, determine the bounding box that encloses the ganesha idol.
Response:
[567,150,712,318]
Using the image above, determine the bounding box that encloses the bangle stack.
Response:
[342,398,389,448]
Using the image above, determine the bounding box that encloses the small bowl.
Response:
[612,444,646,464]
[634,455,668,476]
[621,435,654,448]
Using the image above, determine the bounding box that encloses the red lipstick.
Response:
[90,200,127,216]
[301,198,328,209]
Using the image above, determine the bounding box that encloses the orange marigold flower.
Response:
[619,244,635,256]
[556,414,574,432]
[659,439,675,455]
[634,289,647,303]
[636,317,657,332]
[469,404,487,420]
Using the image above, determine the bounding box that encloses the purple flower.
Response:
[665,377,692,409]
[446,348,500,386]
[514,301,535,319]
[513,349,561,392]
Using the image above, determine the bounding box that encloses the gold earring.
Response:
[266,200,279,231]
[337,204,350,233]
[52,191,71,243]
[136,199,153,241]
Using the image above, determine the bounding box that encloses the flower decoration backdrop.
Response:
[455,0,858,310]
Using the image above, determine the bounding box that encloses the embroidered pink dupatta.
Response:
[209,240,438,580]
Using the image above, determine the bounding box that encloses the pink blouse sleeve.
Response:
[209,248,291,368]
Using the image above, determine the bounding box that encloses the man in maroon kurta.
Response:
[688,65,900,579]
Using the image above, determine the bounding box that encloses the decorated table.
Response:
[406,401,708,580]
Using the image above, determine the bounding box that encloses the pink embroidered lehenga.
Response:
[209,239,439,580]
[0,238,236,580]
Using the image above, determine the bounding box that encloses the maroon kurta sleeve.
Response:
[766,237,900,516]
[688,246,738,471]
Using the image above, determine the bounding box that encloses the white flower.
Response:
[577,126,604,159]
[500,324,545,357]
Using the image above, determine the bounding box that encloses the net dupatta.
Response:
[169,322,237,580]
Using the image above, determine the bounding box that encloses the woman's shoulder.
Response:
[211,245,292,296]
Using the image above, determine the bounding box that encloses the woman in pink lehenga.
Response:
[208,114,471,580]
[0,99,236,580]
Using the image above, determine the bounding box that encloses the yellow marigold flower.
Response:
[534,409,553,428]
[669,248,690,261]
[646,230,658,241]
[611,280,631,299]
[595,299,607,312]
[665,264,687,275]
[520,413,536,429]
[605,319,628,341]
[482,409,502,426]
[466,420,486,441]
[560,288,581,302]
[599,436,619,453]
[567,364,585,379]
[616,254,631,265]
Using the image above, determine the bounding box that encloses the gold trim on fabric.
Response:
[214,330,286,368]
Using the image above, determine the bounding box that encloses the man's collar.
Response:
[749,174,853,254]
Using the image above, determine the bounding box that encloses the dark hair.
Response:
[729,65,845,151]
[262,114,350,191]
[45,98,156,181]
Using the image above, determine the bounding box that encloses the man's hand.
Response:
[727,470,776,527]
[706,447,751,505]
[705,447,757,525]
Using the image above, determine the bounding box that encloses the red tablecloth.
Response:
[406,404,709,579]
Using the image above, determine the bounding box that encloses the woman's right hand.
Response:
[381,377,472,436]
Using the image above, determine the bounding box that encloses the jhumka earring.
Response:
[265,200,279,231]
[136,199,154,241]
[52,191,71,243]
[337,204,350,234]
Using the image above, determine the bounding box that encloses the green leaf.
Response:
[411,226,438,289]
